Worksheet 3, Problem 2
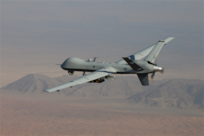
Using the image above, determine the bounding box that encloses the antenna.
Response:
[93,57,99,62]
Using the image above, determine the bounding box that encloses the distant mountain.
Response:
[1,74,203,109]
[127,79,204,109]
[0,74,144,97]
[1,74,62,93]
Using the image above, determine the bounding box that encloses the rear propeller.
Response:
[149,61,164,81]
[150,68,164,81]
[150,71,155,81]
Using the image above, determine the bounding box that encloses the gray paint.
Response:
[61,37,174,75]
[45,37,174,92]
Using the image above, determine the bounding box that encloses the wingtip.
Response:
[43,90,50,93]
[162,37,175,43]
[168,37,175,39]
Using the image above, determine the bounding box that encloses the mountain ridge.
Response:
[1,74,203,109]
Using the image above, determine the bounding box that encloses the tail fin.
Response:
[137,74,149,86]
[145,37,174,64]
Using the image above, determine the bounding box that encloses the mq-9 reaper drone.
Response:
[44,37,174,93]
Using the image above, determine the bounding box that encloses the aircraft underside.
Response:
[63,68,138,74]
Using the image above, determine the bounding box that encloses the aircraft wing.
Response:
[115,37,174,64]
[44,66,117,93]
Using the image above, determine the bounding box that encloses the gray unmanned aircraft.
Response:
[44,37,174,93]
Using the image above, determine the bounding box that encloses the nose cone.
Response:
[60,61,66,69]
[61,57,85,69]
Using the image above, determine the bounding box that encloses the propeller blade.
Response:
[150,71,155,81]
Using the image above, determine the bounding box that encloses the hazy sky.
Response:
[1,0,203,86]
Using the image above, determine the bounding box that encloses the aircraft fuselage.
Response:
[61,57,155,74]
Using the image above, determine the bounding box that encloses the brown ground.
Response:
[0,95,203,136]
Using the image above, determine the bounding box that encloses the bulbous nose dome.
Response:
[67,57,85,63]
[61,57,85,69]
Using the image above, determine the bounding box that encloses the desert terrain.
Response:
[1,93,203,136]
[0,74,203,136]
